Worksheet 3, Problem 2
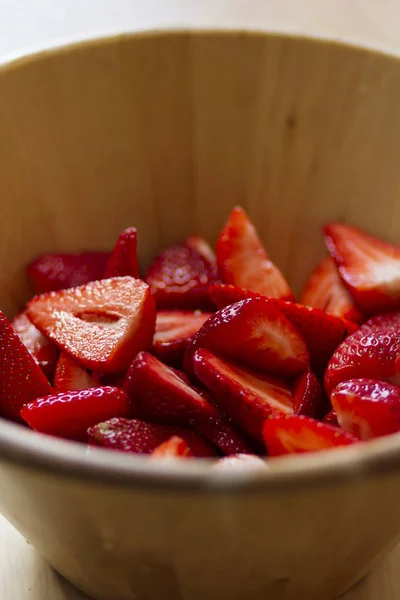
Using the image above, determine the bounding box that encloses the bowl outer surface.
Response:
[1,30,400,599]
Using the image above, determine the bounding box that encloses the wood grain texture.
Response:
[1,1,400,600]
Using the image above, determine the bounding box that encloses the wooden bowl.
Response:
[1,31,400,600]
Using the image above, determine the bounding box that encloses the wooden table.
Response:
[1,1,400,598]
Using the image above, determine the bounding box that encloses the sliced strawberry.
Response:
[184,236,216,266]
[292,370,322,417]
[324,222,400,314]
[323,409,339,426]
[216,206,293,299]
[11,311,59,379]
[212,454,267,470]
[125,352,254,455]
[27,252,109,294]
[193,349,293,442]
[208,284,351,370]
[88,417,217,457]
[27,276,156,374]
[300,257,364,323]
[186,298,309,379]
[153,309,212,366]
[263,415,359,456]
[21,386,131,441]
[145,242,217,310]
[151,436,193,458]
[331,378,400,439]
[54,352,97,392]
[325,312,400,394]
[0,311,52,421]
[104,227,139,279]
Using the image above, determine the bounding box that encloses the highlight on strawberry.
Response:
[2,206,400,463]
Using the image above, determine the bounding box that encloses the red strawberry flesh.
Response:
[151,436,193,458]
[186,298,309,379]
[104,227,139,279]
[54,352,97,392]
[0,311,52,421]
[331,378,400,439]
[21,386,131,440]
[153,309,212,367]
[145,243,217,310]
[27,276,156,374]
[193,349,293,442]
[263,414,359,456]
[88,417,217,457]
[27,252,109,294]
[292,370,322,417]
[325,311,400,395]
[11,311,59,379]
[300,256,364,324]
[216,206,293,299]
[324,222,400,314]
[125,351,254,455]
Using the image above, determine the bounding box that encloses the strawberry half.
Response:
[263,415,359,456]
[209,284,352,370]
[88,417,217,457]
[27,276,156,374]
[21,386,131,441]
[151,436,193,458]
[216,206,293,299]
[11,311,59,379]
[54,352,97,392]
[153,309,212,367]
[186,298,309,379]
[145,241,218,310]
[292,370,322,418]
[324,222,400,314]
[125,352,254,455]
[27,252,109,294]
[193,349,293,442]
[104,227,139,279]
[300,256,364,324]
[325,312,400,395]
[331,378,400,439]
[0,311,52,421]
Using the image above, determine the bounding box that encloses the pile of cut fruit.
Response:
[2,206,400,466]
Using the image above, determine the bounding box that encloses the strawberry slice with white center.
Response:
[263,415,359,456]
[125,351,254,455]
[331,378,400,439]
[11,311,59,379]
[325,312,400,395]
[0,311,52,421]
[216,206,293,299]
[324,222,400,314]
[151,436,193,458]
[209,283,355,371]
[193,349,294,442]
[54,352,97,392]
[88,417,217,457]
[27,276,156,374]
[300,256,364,324]
[186,298,309,379]
[153,309,212,366]
[104,227,139,279]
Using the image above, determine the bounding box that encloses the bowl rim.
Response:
[1,29,400,492]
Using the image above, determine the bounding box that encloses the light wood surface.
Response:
[1,1,400,599]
